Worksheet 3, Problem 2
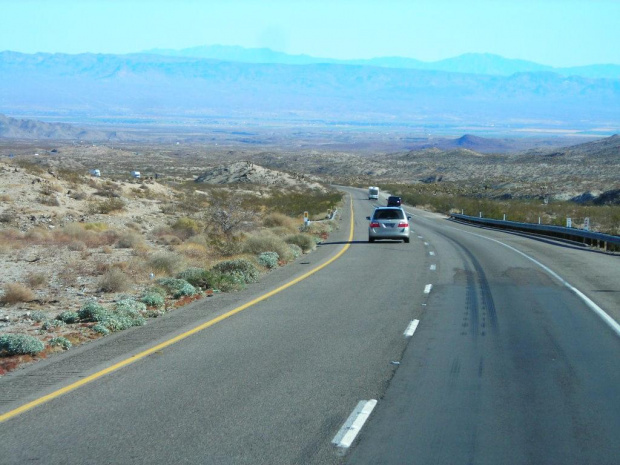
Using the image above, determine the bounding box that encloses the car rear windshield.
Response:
[373,209,404,220]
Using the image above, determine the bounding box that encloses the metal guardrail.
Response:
[449,214,620,252]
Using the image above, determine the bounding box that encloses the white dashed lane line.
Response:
[429,251,435,256]
[430,264,436,271]
[424,284,433,294]
[404,320,420,337]
[332,400,378,450]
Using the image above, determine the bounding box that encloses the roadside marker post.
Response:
[303,211,309,226]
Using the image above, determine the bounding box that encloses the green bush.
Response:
[258,252,280,269]
[288,243,303,259]
[49,337,72,350]
[171,217,202,239]
[29,311,47,322]
[141,292,165,308]
[78,300,111,322]
[0,334,45,355]
[56,311,79,324]
[285,233,317,253]
[176,267,214,289]
[92,324,110,335]
[211,259,260,284]
[41,319,65,331]
[157,278,199,298]
[115,298,147,315]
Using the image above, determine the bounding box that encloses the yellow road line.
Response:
[0,197,355,423]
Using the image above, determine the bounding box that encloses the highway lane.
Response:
[347,199,620,464]
[0,192,433,464]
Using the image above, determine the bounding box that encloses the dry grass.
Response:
[147,252,185,276]
[26,272,47,288]
[243,233,294,263]
[98,268,131,293]
[262,213,299,233]
[1,283,35,304]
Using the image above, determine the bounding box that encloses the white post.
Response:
[538,217,541,224]
[503,214,506,221]
[479,212,482,218]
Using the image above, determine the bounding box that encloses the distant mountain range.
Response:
[144,45,620,79]
[0,113,116,140]
[1,50,619,130]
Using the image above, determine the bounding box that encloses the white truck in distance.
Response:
[368,186,379,200]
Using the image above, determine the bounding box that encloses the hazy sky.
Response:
[2,0,619,67]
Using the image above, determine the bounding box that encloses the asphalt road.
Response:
[0,188,618,464]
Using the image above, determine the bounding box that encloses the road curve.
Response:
[0,188,618,464]
[347,189,620,465]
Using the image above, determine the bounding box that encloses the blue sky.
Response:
[2,0,619,67]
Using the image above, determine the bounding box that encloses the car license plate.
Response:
[385,223,395,228]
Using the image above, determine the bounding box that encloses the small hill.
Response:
[194,161,325,190]
[518,134,620,163]
[0,114,115,141]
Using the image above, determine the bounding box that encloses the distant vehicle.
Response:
[367,207,411,243]
[90,169,101,177]
[368,186,379,200]
[131,171,141,179]
[387,196,402,207]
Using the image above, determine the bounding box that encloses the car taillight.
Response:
[397,222,409,228]
[370,222,380,228]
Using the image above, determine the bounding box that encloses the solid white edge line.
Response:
[404,319,420,337]
[429,216,620,339]
[331,399,378,449]
[424,284,433,294]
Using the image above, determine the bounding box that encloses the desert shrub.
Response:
[301,221,333,236]
[49,337,72,350]
[243,234,294,262]
[211,259,260,284]
[88,198,125,214]
[56,311,79,324]
[41,319,65,331]
[258,252,279,269]
[171,217,202,239]
[175,242,209,260]
[26,272,47,288]
[83,222,108,232]
[176,267,213,289]
[1,283,35,304]
[261,189,342,217]
[157,278,199,298]
[68,190,89,200]
[68,240,87,251]
[148,252,184,275]
[288,243,303,259]
[29,311,47,322]
[98,313,144,332]
[0,334,45,355]
[78,300,110,322]
[98,269,131,293]
[92,324,110,335]
[208,272,244,292]
[141,292,165,308]
[263,213,299,233]
[115,298,147,315]
[116,232,143,249]
[37,195,60,206]
[285,233,317,253]
[158,234,183,246]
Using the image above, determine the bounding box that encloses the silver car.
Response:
[367,207,411,243]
